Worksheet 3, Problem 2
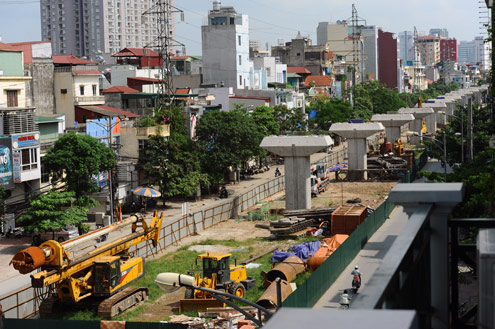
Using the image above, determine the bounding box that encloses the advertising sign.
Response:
[12,133,40,149]
[13,150,21,183]
[0,137,14,189]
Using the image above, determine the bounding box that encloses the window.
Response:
[7,90,18,107]
[41,161,50,183]
[80,85,85,95]
[238,35,241,46]
[92,85,97,96]
[61,88,67,94]
[138,139,148,150]
[238,55,242,65]
[239,75,242,86]
[21,148,38,171]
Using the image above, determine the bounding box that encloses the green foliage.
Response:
[17,191,94,233]
[273,104,307,134]
[135,115,158,128]
[196,110,264,183]
[43,133,115,198]
[309,96,353,131]
[354,81,407,114]
[251,106,280,136]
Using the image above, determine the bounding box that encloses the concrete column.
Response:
[389,183,464,329]
[330,122,384,181]
[284,156,310,210]
[398,108,434,146]
[260,135,332,210]
[371,114,414,143]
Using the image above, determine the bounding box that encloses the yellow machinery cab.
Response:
[92,256,145,297]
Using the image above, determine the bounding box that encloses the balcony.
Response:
[136,124,170,138]
[74,96,105,105]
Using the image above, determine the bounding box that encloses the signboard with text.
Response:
[13,150,21,183]
[12,133,40,149]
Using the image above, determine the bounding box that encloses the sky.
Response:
[0,0,487,55]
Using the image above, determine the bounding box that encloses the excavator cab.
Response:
[93,256,122,297]
[201,253,230,284]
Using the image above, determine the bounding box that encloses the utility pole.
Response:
[413,26,421,93]
[467,97,474,162]
[144,0,184,106]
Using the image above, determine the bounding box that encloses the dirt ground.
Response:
[131,180,396,322]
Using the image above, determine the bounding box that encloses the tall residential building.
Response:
[474,36,491,70]
[458,37,491,70]
[201,2,251,89]
[377,29,398,90]
[40,0,176,60]
[362,25,379,80]
[415,35,441,66]
[458,41,476,64]
[439,39,457,62]
[429,28,449,38]
[398,31,414,62]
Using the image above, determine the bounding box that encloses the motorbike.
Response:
[352,275,361,292]
[6,227,24,239]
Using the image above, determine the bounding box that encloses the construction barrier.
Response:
[3,318,187,329]
[283,151,428,308]
[0,149,347,319]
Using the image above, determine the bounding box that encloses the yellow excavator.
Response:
[418,97,428,134]
[10,211,163,318]
[180,252,256,312]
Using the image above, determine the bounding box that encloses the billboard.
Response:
[0,137,14,189]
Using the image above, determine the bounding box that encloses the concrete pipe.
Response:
[264,256,305,284]
[256,279,293,309]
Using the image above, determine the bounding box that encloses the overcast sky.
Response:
[0,0,487,55]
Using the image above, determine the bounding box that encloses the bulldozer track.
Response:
[97,287,148,319]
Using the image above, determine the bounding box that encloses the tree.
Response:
[138,105,208,202]
[251,106,280,136]
[196,110,264,183]
[43,133,116,198]
[17,191,97,236]
[309,96,354,131]
[354,81,407,114]
[273,105,307,134]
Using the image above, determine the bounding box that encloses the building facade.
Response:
[440,39,458,62]
[415,35,441,66]
[201,3,251,90]
[398,31,415,62]
[40,0,176,60]
[0,43,41,219]
[377,30,398,90]
[362,25,379,81]
[429,28,449,38]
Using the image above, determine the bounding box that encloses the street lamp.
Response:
[407,131,447,182]
[439,111,464,163]
[87,116,128,224]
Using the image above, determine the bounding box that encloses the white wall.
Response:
[193,86,234,111]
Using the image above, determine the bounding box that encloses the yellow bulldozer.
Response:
[180,252,256,312]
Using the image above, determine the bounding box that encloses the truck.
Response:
[10,212,164,318]
[311,163,331,197]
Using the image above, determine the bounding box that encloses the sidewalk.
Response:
[313,158,446,309]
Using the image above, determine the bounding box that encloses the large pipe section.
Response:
[263,256,305,284]
[256,279,293,309]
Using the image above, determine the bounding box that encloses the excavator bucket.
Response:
[179,298,224,312]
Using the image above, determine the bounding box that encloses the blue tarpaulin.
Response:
[271,240,321,263]
[329,162,348,172]
[308,109,317,119]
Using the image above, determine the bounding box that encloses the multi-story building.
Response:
[458,40,476,64]
[398,31,415,62]
[440,38,458,62]
[474,36,491,70]
[415,35,441,66]
[40,0,176,60]
[0,43,41,218]
[377,30,399,90]
[271,32,334,76]
[316,21,362,80]
[252,56,287,84]
[201,2,251,90]
[429,28,449,38]
[362,26,379,81]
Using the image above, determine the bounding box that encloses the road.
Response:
[313,158,449,309]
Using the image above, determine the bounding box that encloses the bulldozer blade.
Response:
[179,298,224,312]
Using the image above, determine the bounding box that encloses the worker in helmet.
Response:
[351,265,362,291]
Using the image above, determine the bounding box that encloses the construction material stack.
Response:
[331,205,368,235]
